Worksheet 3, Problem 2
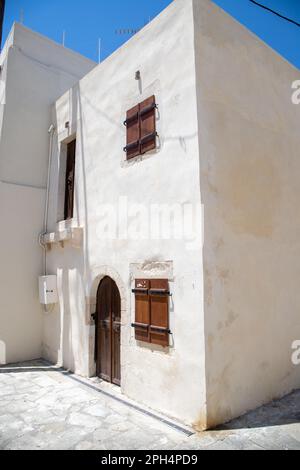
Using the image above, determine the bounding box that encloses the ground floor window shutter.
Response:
[133,279,150,342]
[149,279,169,347]
[132,279,170,347]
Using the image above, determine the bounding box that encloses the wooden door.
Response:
[96,277,121,385]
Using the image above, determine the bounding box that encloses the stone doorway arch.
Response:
[87,266,127,379]
[95,276,121,385]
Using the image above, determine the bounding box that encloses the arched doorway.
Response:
[96,276,121,385]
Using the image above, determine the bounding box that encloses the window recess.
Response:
[64,139,76,221]
[123,95,158,160]
[131,279,170,347]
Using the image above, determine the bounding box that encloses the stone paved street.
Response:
[0,360,300,450]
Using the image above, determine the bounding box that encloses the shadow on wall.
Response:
[61,267,74,371]
[216,389,300,431]
[77,84,91,289]
[45,84,91,374]
[0,359,69,375]
[0,341,6,364]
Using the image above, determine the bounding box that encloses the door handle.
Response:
[100,320,110,329]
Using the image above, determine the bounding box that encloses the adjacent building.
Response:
[0,23,95,363]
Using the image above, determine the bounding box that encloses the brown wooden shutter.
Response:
[132,278,169,347]
[134,279,150,342]
[149,279,169,347]
[139,95,157,155]
[64,139,76,220]
[124,104,140,160]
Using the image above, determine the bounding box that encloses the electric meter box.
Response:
[39,275,58,305]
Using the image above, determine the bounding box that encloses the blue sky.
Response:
[2,0,300,69]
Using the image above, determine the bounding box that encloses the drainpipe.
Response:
[38,124,56,314]
[39,124,55,275]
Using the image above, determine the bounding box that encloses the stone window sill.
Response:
[41,223,83,248]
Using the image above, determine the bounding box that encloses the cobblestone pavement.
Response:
[0,360,300,450]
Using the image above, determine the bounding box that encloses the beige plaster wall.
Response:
[194,0,300,427]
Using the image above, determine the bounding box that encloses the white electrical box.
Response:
[39,275,58,305]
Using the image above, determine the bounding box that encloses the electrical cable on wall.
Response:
[249,0,300,27]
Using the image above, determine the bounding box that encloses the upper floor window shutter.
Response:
[139,95,157,155]
[124,104,140,160]
[124,96,157,159]
[64,139,76,220]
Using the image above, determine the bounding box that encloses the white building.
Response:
[0,23,95,363]
[1,0,300,430]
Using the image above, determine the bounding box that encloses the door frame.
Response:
[95,275,121,386]
[89,267,126,380]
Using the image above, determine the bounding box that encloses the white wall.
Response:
[0,23,96,364]
[194,0,300,428]
[44,0,207,427]
[0,23,95,188]
[0,182,45,363]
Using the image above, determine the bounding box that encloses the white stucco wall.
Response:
[194,0,300,428]
[0,24,96,364]
[0,23,95,188]
[44,0,206,427]
[0,182,45,363]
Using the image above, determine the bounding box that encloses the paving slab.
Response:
[0,360,300,450]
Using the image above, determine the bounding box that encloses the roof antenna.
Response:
[98,38,101,63]
[20,9,24,25]
[62,30,66,47]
